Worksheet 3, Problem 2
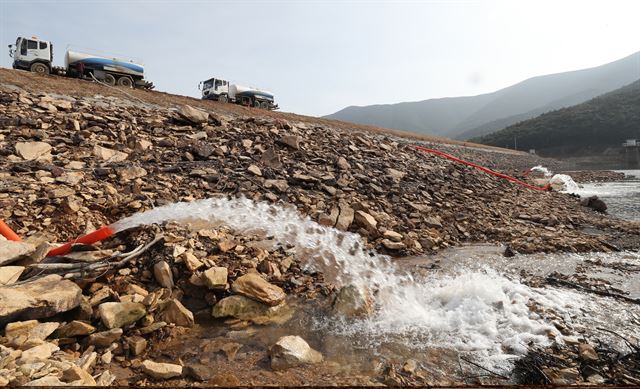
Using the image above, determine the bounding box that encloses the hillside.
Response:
[474,79,640,156]
[326,51,640,139]
[1,67,640,387]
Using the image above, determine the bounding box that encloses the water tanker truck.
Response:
[199,77,278,110]
[8,36,153,89]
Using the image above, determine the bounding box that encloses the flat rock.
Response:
[157,299,194,327]
[118,166,147,181]
[0,241,35,266]
[269,335,323,370]
[382,238,406,250]
[5,320,59,347]
[264,179,289,192]
[383,230,403,242]
[24,375,66,386]
[55,320,96,338]
[0,274,82,326]
[98,302,146,329]
[15,141,52,161]
[231,273,286,306]
[141,359,183,379]
[87,328,123,347]
[178,105,209,124]
[19,342,59,363]
[212,295,292,325]
[0,266,25,285]
[93,145,128,162]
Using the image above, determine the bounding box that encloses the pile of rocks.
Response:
[563,170,627,183]
[0,221,331,384]
[0,86,637,258]
[1,72,639,384]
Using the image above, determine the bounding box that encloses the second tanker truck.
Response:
[199,77,278,110]
[8,36,153,89]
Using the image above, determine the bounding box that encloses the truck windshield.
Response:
[203,80,214,89]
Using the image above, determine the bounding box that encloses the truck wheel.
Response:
[260,102,269,110]
[219,94,228,103]
[103,74,116,86]
[253,99,261,108]
[117,76,133,88]
[30,63,49,75]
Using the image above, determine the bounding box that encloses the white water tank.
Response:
[64,49,144,77]
[229,84,274,101]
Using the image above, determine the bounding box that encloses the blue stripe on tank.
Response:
[75,57,144,74]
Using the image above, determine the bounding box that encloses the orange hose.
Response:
[0,219,21,241]
[47,226,115,257]
[413,145,551,192]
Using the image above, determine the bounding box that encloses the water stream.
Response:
[113,195,639,376]
[570,170,640,221]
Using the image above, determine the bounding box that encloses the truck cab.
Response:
[9,36,52,74]
[200,77,230,102]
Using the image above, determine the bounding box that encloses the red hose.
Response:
[413,145,550,192]
[47,226,115,257]
[0,219,21,241]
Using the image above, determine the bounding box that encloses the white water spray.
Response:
[112,197,581,368]
[530,165,553,177]
[113,197,396,289]
[549,174,581,193]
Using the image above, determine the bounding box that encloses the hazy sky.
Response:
[1,0,639,116]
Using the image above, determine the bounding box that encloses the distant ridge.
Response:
[325,51,640,139]
[473,79,640,156]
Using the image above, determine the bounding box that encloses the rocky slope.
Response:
[0,69,639,386]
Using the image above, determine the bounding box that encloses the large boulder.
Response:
[269,335,323,370]
[231,273,286,306]
[212,295,292,325]
[98,302,146,329]
[580,195,607,213]
[0,275,83,326]
[178,105,209,124]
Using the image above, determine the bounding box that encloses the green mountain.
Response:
[472,79,640,156]
[325,51,640,139]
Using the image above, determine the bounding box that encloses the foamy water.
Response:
[549,173,581,193]
[111,196,638,371]
[530,165,553,177]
